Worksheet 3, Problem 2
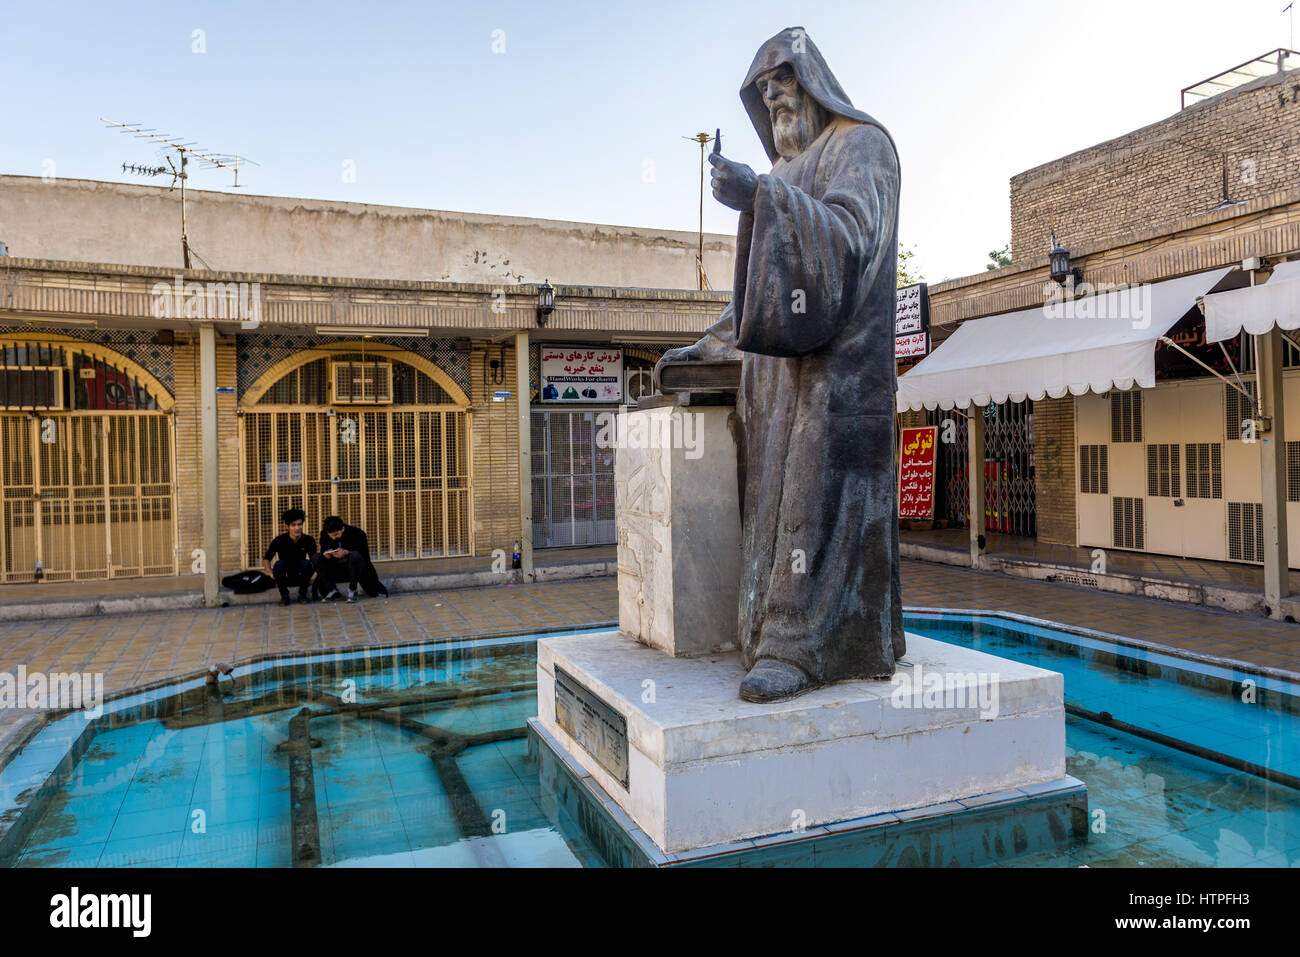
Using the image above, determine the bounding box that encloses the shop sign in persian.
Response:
[540,346,623,402]
[896,283,930,360]
[898,426,937,519]
[895,331,928,358]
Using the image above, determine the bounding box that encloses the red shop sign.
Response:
[898,425,937,520]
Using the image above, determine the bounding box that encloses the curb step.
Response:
[899,542,1300,622]
[0,561,617,623]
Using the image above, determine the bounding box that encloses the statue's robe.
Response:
[691,31,906,683]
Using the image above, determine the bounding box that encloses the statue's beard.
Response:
[771,95,829,160]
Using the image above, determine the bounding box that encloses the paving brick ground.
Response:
[902,527,1300,592]
[902,560,1300,672]
[1,558,1297,756]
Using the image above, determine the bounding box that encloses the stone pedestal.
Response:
[536,630,1067,855]
[539,370,1076,861]
[615,402,739,657]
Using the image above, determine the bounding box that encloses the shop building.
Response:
[0,176,734,600]
[897,51,1300,614]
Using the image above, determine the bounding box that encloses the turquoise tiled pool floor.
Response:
[908,612,1300,781]
[14,695,600,868]
[3,616,1298,867]
[995,716,1300,867]
[5,634,607,868]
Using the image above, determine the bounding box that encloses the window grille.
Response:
[1110,390,1143,443]
[1145,444,1180,498]
[1286,442,1300,502]
[1184,443,1222,499]
[1227,502,1264,563]
[1112,496,1145,550]
[1224,380,1257,440]
[1079,444,1108,494]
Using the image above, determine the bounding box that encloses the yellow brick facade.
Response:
[468,346,523,558]
[0,260,736,585]
[172,335,242,574]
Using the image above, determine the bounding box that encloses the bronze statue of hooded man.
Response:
[656,27,905,703]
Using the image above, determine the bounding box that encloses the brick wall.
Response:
[1031,398,1075,545]
[1011,67,1300,262]
[930,189,1300,327]
[898,410,926,429]
[173,335,241,575]
[469,346,521,557]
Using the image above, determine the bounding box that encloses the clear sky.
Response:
[1,0,1294,281]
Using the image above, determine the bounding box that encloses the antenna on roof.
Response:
[101,117,259,269]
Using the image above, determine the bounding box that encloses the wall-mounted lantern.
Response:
[537,280,556,327]
[1049,233,1083,287]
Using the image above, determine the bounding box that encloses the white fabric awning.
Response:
[1202,259,1300,344]
[896,268,1232,412]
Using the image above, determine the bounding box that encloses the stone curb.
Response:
[899,542,1299,621]
[0,560,617,624]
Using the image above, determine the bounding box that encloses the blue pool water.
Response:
[904,613,1300,867]
[1,615,1297,867]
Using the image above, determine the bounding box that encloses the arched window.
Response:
[256,355,457,407]
[241,349,471,567]
[0,339,174,583]
[0,341,162,411]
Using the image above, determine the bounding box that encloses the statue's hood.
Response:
[740,26,897,165]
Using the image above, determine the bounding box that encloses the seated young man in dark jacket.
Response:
[262,507,317,605]
[312,515,386,603]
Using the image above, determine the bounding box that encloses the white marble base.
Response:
[615,405,740,657]
[537,631,1066,854]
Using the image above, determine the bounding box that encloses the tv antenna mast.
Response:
[683,131,715,290]
[101,117,257,269]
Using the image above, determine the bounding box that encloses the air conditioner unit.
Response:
[0,367,65,409]
[331,361,393,404]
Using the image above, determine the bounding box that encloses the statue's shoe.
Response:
[739,659,817,703]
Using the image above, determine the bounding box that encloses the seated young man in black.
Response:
[262,507,317,605]
[312,515,386,603]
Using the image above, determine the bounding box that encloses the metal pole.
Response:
[180,153,191,270]
[698,137,705,290]
[1258,309,1290,617]
[199,323,220,606]
[968,408,986,569]
[683,131,713,290]
[514,331,535,582]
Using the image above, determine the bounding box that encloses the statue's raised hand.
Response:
[708,152,758,213]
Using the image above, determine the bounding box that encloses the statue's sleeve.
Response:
[732,124,898,356]
[693,301,742,359]
[652,300,740,395]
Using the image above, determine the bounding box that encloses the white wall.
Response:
[1076,372,1300,568]
[0,175,736,290]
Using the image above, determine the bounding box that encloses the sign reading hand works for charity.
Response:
[898,425,937,520]
[540,346,624,402]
